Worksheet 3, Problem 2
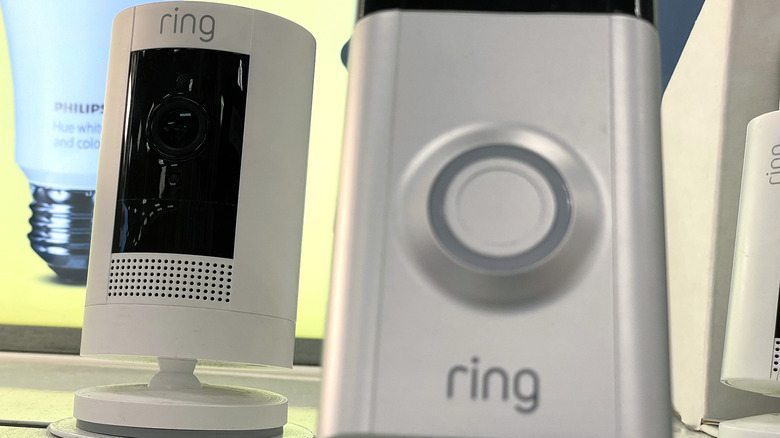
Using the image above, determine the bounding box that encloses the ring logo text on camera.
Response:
[159,7,215,42]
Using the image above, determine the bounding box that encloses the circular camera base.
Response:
[71,383,287,434]
[48,417,315,438]
[719,414,780,438]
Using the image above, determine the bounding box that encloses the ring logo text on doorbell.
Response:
[446,356,540,414]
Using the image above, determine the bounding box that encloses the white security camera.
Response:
[721,108,780,437]
[48,2,315,437]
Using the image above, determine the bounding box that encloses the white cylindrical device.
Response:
[722,110,780,396]
[50,2,316,437]
[82,1,315,368]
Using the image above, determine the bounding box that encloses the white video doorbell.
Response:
[320,1,670,437]
[47,2,315,437]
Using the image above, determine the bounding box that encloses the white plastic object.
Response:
[720,414,780,438]
[722,110,780,396]
[718,110,780,437]
[82,1,315,368]
[48,417,316,438]
[51,1,316,435]
[73,358,287,433]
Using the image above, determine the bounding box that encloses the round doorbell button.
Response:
[442,157,556,258]
[429,145,571,274]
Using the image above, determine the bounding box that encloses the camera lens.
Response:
[148,97,208,159]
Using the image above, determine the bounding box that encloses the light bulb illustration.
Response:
[1,0,156,283]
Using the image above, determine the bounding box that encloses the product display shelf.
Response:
[0,351,705,437]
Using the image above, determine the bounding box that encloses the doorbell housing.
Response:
[320,1,669,437]
[52,2,315,437]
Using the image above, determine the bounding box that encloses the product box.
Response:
[663,0,780,434]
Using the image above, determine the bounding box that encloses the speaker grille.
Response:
[107,253,233,308]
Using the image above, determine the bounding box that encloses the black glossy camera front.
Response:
[148,96,209,160]
[113,48,250,258]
